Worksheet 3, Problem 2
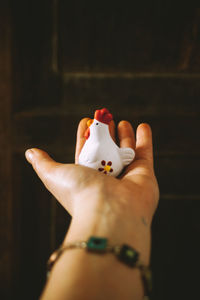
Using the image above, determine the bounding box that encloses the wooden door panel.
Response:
[58,0,200,72]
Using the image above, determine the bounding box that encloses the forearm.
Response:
[40,204,151,300]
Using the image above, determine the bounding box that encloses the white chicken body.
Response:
[78,119,135,177]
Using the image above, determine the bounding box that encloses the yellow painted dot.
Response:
[104,165,111,172]
[87,119,94,127]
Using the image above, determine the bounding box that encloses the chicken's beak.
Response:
[87,119,93,127]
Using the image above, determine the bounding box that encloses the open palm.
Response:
[25,119,159,227]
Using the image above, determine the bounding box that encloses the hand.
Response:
[25,119,159,262]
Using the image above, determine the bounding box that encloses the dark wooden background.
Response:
[1,1,200,299]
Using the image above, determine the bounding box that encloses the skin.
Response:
[25,119,159,300]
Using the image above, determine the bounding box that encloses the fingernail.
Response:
[25,149,34,163]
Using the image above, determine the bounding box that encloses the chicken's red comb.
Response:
[94,108,113,125]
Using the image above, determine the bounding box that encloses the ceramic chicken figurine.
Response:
[78,108,135,177]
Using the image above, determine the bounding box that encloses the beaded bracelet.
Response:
[47,236,152,299]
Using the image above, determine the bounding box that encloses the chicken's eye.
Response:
[96,123,99,125]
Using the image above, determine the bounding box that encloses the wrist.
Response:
[64,201,151,265]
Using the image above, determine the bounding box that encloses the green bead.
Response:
[87,236,108,252]
[117,244,139,267]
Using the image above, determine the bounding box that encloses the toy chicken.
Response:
[78,108,135,177]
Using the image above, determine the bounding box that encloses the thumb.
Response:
[25,148,59,182]
[25,148,73,214]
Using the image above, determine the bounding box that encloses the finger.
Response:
[75,118,90,163]
[109,120,116,143]
[135,123,153,166]
[117,120,136,149]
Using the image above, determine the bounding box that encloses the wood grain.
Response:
[0,2,12,299]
